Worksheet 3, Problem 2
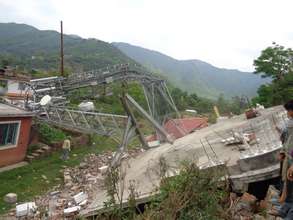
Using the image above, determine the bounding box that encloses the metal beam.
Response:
[124,94,174,144]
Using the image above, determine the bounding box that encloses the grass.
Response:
[0,135,117,215]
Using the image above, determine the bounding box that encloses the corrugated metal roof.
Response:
[0,103,34,117]
[146,117,209,141]
[164,117,208,139]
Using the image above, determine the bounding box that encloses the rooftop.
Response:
[0,103,34,117]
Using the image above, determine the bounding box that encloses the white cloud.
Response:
[0,0,292,71]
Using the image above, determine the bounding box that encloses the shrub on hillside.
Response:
[38,123,66,144]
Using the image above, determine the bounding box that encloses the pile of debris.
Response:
[3,148,143,219]
[229,186,283,220]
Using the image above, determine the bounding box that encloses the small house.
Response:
[0,103,34,167]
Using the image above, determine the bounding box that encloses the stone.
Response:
[4,193,17,204]
[79,199,87,206]
[31,153,40,157]
[98,165,108,174]
[50,191,61,197]
[42,175,47,180]
[70,186,80,192]
[79,162,88,169]
[41,145,51,151]
[64,174,72,183]
[26,155,34,161]
[241,192,257,204]
[36,149,45,154]
[259,200,267,210]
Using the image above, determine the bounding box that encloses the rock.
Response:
[50,191,61,197]
[241,192,257,205]
[65,182,73,188]
[98,165,108,174]
[231,192,256,219]
[79,162,88,169]
[79,199,87,206]
[4,193,17,204]
[259,200,267,210]
[70,186,80,192]
[64,174,72,183]
[42,175,47,180]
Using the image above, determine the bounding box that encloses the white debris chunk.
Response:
[64,206,81,216]
[78,101,95,111]
[98,165,108,174]
[79,199,87,206]
[148,140,160,148]
[16,202,37,217]
[73,192,88,205]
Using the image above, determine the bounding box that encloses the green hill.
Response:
[0,23,269,99]
[0,23,135,72]
[112,42,270,99]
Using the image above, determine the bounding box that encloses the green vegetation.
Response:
[147,164,228,219]
[0,136,117,215]
[0,23,268,100]
[252,43,293,107]
[113,42,269,99]
[0,23,136,73]
[38,123,66,145]
[171,87,249,117]
[101,162,229,220]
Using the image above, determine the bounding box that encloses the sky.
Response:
[0,0,292,72]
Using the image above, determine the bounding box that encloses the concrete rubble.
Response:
[16,202,37,218]
[1,148,143,219]
[230,186,283,220]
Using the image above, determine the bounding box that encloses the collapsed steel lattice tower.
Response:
[26,64,179,166]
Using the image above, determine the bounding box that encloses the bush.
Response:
[143,163,229,220]
[38,123,66,144]
[101,162,229,220]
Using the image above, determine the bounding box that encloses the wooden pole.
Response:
[60,21,64,76]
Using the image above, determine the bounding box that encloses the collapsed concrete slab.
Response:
[81,105,286,218]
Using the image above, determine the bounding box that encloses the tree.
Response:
[253,42,293,81]
[253,43,293,106]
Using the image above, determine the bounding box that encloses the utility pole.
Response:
[60,21,64,76]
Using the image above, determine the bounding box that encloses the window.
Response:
[0,122,20,148]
